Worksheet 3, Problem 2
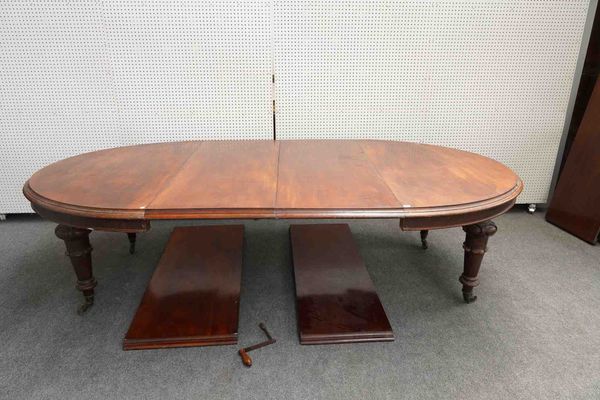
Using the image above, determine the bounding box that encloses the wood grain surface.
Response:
[148,141,279,217]
[361,141,519,209]
[24,140,523,226]
[290,224,394,344]
[546,78,600,243]
[27,142,199,218]
[123,225,244,350]
[276,140,398,210]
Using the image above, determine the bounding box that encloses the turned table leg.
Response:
[460,220,497,303]
[127,232,136,254]
[55,225,96,314]
[420,230,429,249]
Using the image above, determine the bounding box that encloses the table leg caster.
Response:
[420,230,429,249]
[127,233,136,254]
[462,290,477,304]
[77,295,94,315]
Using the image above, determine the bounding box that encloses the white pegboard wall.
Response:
[0,1,273,213]
[0,1,122,213]
[104,1,273,144]
[274,0,591,203]
[1,1,592,212]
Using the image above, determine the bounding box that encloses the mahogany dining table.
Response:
[23,140,522,314]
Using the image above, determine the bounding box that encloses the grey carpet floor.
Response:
[0,209,599,400]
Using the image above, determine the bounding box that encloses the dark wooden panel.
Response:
[290,224,394,344]
[547,78,600,244]
[123,225,244,350]
[559,4,599,175]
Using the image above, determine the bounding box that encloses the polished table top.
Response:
[24,140,522,228]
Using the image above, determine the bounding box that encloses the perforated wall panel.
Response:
[0,1,273,213]
[274,0,591,203]
[104,1,273,144]
[1,1,592,213]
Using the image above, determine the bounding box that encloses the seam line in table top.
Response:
[143,141,204,217]
[357,141,404,209]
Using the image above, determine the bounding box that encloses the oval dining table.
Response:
[23,140,522,313]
